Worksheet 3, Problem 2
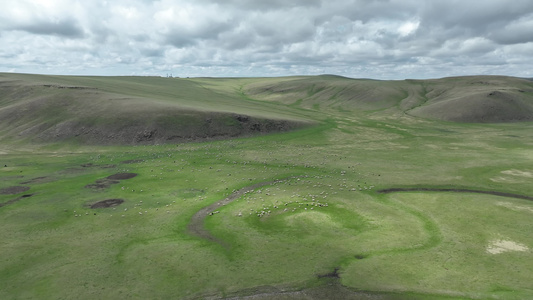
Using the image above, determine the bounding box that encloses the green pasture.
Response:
[1,74,533,299]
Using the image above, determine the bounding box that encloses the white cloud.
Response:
[398,20,419,37]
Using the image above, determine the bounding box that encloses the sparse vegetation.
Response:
[1,73,533,299]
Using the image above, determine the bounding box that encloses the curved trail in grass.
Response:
[367,187,533,256]
[356,186,533,260]
[187,178,289,248]
[378,187,533,201]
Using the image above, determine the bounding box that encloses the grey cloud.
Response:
[140,47,165,58]
[6,18,84,38]
[164,18,235,48]
[1,0,533,79]
[199,0,321,11]
[489,17,533,45]
[21,19,84,38]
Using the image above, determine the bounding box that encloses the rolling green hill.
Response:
[2,73,533,299]
[0,73,313,145]
[407,76,533,122]
[1,73,533,146]
[244,74,533,122]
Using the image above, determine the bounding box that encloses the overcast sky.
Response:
[1,0,533,79]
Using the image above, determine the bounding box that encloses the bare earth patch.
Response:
[0,186,30,195]
[85,173,138,190]
[487,240,529,254]
[106,173,138,180]
[90,198,125,209]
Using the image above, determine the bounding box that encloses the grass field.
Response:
[1,73,533,299]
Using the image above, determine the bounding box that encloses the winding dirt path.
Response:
[378,187,533,201]
[187,179,285,248]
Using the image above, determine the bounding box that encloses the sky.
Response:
[1,0,533,79]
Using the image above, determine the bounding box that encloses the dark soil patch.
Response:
[318,267,340,279]
[85,173,137,190]
[120,159,144,164]
[378,187,533,201]
[106,173,137,180]
[90,198,125,209]
[0,186,30,195]
[354,254,367,260]
[0,194,33,208]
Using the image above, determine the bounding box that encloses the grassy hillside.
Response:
[1,73,533,299]
[0,73,313,145]
[244,75,533,122]
[408,76,533,122]
[2,73,533,147]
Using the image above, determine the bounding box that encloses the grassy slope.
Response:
[0,73,314,145]
[408,76,533,122]
[245,74,533,122]
[1,74,533,299]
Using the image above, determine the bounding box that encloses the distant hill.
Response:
[1,73,532,145]
[407,76,533,122]
[245,75,533,123]
[0,73,311,145]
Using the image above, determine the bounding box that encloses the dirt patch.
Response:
[90,198,125,209]
[0,194,33,208]
[487,239,529,254]
[0,186,30,195]
[377,187,533,201]
[106,173,137,180]
[85,173,137,190]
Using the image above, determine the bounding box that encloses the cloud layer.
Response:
[1,0,532,79]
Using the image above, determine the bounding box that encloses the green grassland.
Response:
[1,73,533,299]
